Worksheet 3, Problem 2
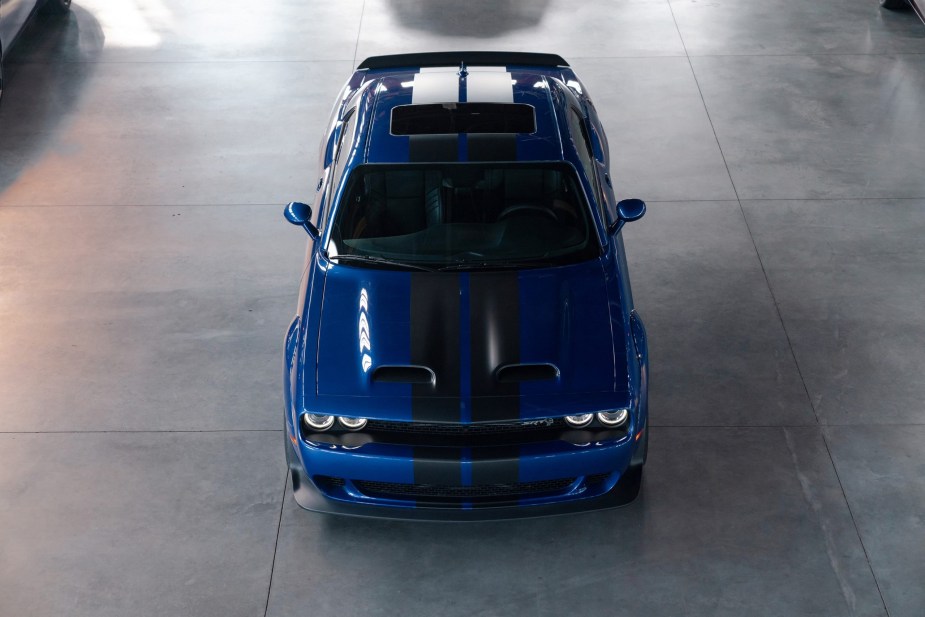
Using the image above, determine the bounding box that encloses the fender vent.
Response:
[496,363,559,383]
[372,365,436,384]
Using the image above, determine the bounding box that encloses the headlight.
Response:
[338,416,368,431]
[303,413,335,431]
[564,413,594,428]
[597,409,629,427]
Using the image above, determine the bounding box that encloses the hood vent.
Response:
[496,363,560,383]
[372,365,436,385]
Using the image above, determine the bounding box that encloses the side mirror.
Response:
[609,198,647,235]
[284,201,319,240]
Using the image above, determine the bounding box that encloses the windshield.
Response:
[327,163,600,270]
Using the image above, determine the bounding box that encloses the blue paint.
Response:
[461,447,473,486]
[458,273,472,423]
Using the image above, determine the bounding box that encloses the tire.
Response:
[40,0,71,15]
[881,0,909,10]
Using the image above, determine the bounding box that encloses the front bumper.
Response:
[285,425,645,521]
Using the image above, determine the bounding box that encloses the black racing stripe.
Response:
[470,446,519,486]
[413,447,463,486]
[409,134,459,162]
[467,134,517,162]
[410,273,461,422]
[469,273,520,422]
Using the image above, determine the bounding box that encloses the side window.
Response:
[566,108,605,222]
[321,109,357,229]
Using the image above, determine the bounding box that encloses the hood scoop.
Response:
[372,365,436,385]
[496,363,560,383]
[371,363,558,385]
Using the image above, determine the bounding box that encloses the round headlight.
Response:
[564,413,594,428]
[338,416,368,431]
[597,409,630,427]
[303,413,335,431]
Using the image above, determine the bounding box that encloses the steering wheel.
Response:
[498,204,559,223]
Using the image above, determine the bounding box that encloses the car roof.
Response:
[340,54,588,167]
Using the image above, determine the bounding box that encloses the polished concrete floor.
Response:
[1,1,924,616]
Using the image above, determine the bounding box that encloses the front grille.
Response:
[585,472,611,486]
[353,477,575,503]
[303,417,628,448]
[315,475,346,490]
[365,418,566,445]
[366,419,564,437]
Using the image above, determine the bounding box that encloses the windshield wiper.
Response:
[327,254,437,272]
[438,260,554,272]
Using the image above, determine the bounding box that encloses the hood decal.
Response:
[408,271,525,423]
[469,272,521,422]
[410,273,461,422]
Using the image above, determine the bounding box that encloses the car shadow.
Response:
[386,0,552,38]
[0,3,103,201]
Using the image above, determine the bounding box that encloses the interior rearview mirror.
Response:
[284,202,319,239]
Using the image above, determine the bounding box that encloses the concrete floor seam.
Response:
[263,470,289,617]
[350,0,367,70]
[667,0,821,434]
[818,429,893,617]
[0,429,285,434]
[661,16,891,614]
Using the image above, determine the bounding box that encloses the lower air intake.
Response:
[353,477,575,504]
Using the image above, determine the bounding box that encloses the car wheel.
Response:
[41,0,71,15]
[880,0,909,9]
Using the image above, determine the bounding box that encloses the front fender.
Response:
[283,316,301,436]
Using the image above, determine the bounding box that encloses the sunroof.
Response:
[391,103,536,135]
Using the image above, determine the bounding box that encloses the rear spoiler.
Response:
[357,51,569,71]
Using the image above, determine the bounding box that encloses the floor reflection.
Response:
[0,5,103,198]
[386,0,551,37]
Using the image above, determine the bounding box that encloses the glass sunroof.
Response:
[391,103,536,135]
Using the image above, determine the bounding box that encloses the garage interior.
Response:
[1,1,924,615]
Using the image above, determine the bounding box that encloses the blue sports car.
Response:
[283,52,649,520]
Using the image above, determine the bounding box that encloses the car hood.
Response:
[314,260,629,422]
